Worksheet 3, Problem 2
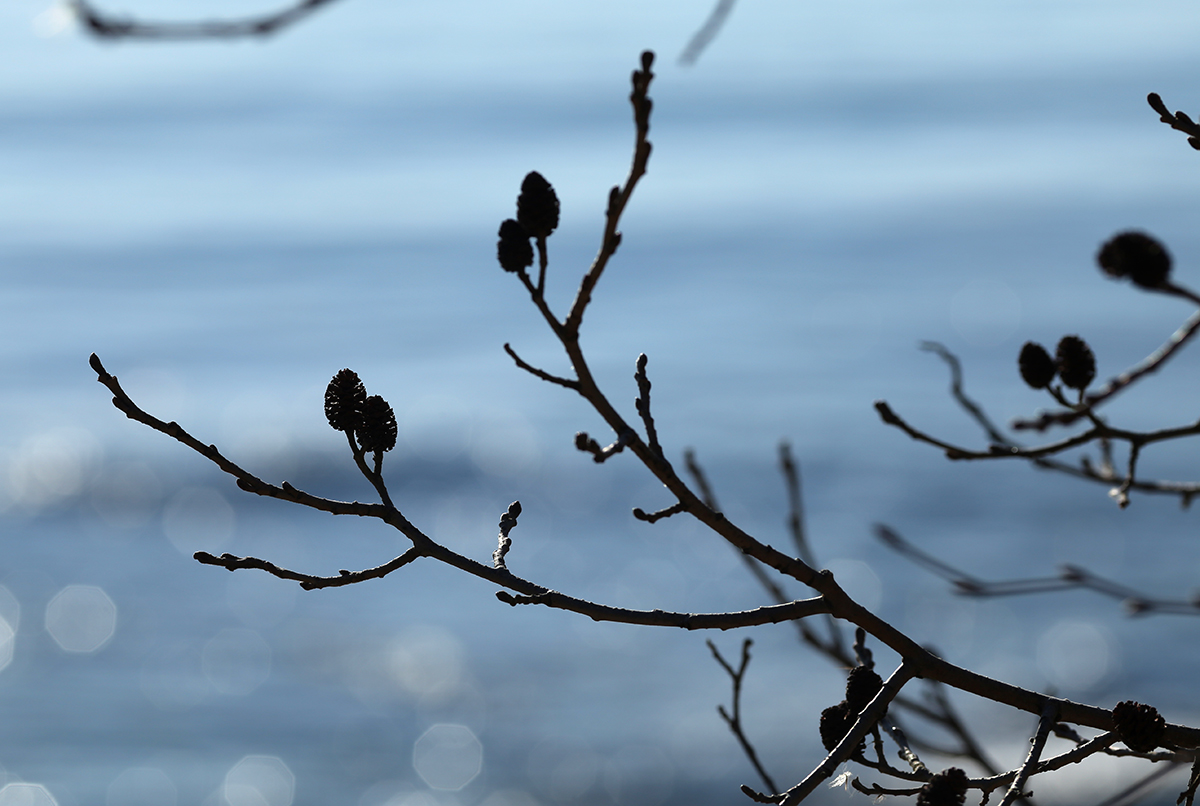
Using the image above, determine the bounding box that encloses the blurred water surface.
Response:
[1,1,1200,804]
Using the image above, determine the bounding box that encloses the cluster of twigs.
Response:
[876,228,1200,512]
[92,53,1200,804]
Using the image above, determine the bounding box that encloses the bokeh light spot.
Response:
[0,783,57,805]
[162,486,235,556]
[1038,619,1114,691]
[202,628,272,695]
[106,766,177,806]
[224,756,294,806]
[413,724,482,791]
[45,584,116,653]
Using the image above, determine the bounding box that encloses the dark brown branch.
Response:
[679,0,737,65]
[504,343,579,390]
[877,523,1200,616]
[495,593,831,630]
[563,52,654,337]
[781,660,920,805]
[70,0,339,40]
[1179,757,1200,806]
[998,700,1059,806]
[196,547,421,590]
[632,502,687,523]
[1149,93,1200,151]
[493,500,521,570]
[875,400,1102,461]
[710,639,778,793]
[634,353,664,457]
[1014,294,1200,431]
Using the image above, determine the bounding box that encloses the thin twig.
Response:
[877,524,1200,616]
[504,343,579,390]
[1148,93,1200,151]
[999,700,1059,806]
[709,639,779,793]
[679,0,737,65]
[70,0,338,40]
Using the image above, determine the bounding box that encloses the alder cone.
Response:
[516,171,560,239]
[916,768,968,806]
[1113,700,1166,753]
[1055,335,1096,391]
[1097,231,1171,289]
[497,219,533,273]
[325,369,366,433]
[1018,341,1056,389]
[357,395,398,454]
[819,701,862,752]
[845,666,884,714]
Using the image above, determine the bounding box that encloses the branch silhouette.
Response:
[92,53,1200,804]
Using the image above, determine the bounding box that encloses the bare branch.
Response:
[679,0,737,65]
[710,639,779,793]
[877,523,1200,616]
[70,0,339,40]
[504,343,579,390]
[998,700,1059,806]
[195,546,421,590]
[1148,93,1200,151]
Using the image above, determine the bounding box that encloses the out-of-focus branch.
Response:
[679,0,737,65]
[710,639,779,794]
[877,524,1200,616]
[877,337,1200,506]
[69,0,340,40]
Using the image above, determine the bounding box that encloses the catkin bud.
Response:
[1097,232,1172,289]
[497,219,533,273]
[1018,342,1056,389]
[357,395,398,454]
[516,172,560,240]
[1056,335,1096,391]
[916,768,969,806]
[845,666,884,714]
[1112,701,1166,753]
[325,369,366,434]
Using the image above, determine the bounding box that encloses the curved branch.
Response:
[70,0,339,40]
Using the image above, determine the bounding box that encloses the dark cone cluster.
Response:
[845,666,883,714]
[517,172,560,239]
[819,701,860,752]
[1098,232,1172,289]
[324,370,397,456]
[1113,700,1166,753]
[916,768,969,806]
[497,219,533,273]
[358,395,398,454]
[325,369,366,433]
[1055,335,1096,391]
[1018,342,1056,389]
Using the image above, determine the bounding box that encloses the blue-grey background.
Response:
[2,1,1199,804]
